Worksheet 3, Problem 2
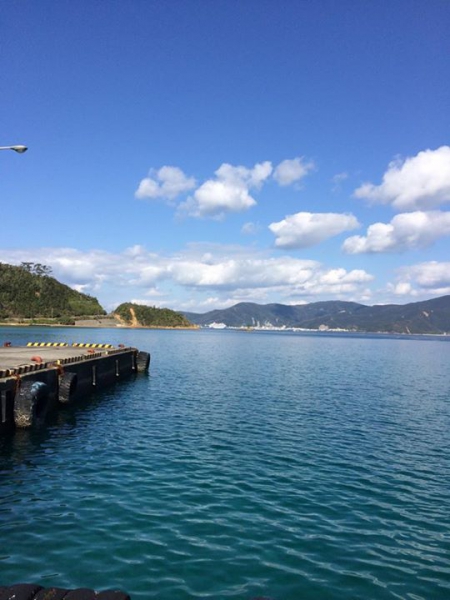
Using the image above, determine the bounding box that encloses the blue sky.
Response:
[1,1,449,312]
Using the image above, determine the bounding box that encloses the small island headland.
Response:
[0,262,196,330]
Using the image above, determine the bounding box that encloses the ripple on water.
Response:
[1,329,450,600]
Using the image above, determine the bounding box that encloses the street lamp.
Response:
[0,145,28,153]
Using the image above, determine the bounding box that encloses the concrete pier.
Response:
[0,342,150,432]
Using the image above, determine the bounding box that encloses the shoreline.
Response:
[0,321,199,331]
[0,322,447,336]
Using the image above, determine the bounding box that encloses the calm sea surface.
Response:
[1,327,450,600]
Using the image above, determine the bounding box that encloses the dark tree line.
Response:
[20,262,53,277]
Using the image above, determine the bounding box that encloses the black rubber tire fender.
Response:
[136,351,150,373]
[33,589,69,600]
[58,371,78,405]
[96,593,131,600]
[0,584,43,600]
[14,381,49,428]
[63,590,96,600]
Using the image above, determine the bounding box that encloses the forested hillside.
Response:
[114,302,193,328]
[0,262,105,322]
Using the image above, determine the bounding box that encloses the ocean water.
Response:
[0,327,449,600]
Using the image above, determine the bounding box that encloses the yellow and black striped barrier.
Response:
[27,342,69,347]
[72,343,113,349]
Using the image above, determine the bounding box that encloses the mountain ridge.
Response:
[183,295,450,334]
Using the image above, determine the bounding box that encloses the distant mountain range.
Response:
[183,295,450,334]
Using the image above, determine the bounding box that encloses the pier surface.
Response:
[0,343,115,374]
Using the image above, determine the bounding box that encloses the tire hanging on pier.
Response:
[14,381,50,428]
[63,589,99,600]
[0,586,131,600]
[34,588,70,600]
[58,371,78,404]
[135,350,150,373]
[0,583,43,600]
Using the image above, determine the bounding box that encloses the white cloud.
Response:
[178,291,271,311]
[178,296,228,312]
[162,255,373,304]
[182,180,256,218]
[354,146,450,211]
[273,157,315,186]
[391,282,413,296]
[241,221,260,235]
[71,284,91,294]
[135,157,316,220]
[144,287,165,297]
[331,171,348,191]
[130,297,167,308]
[342,210,450,254]
[169,256,317,288]
[180,161,272,219]
[216,161,273,189]
[133,264,167,285]
[269,212,360,249]
[391,261,450,298]
[319,268,372,285]
[0,245,374,310]
[135,166,196,201]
